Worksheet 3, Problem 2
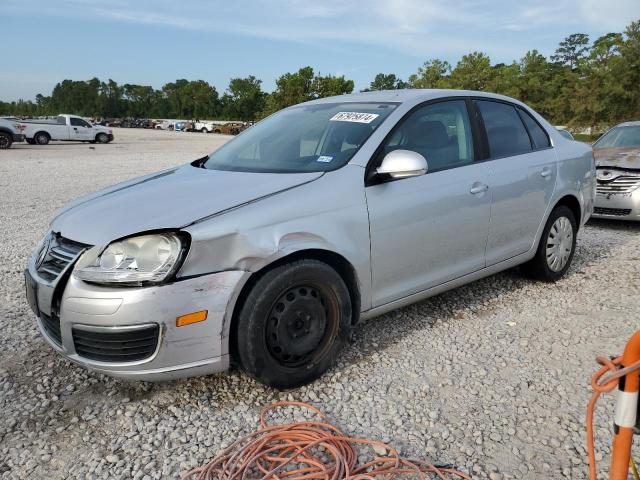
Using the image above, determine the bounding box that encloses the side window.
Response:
[379,100,474,172]
[517,108,550,149]
[476,100,532,158]
[70,117,83,127]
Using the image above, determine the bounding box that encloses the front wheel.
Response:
[0,132,12,149]
[96,133,109,143]
[522,205,577,281]
[234,259,352,389]
[200,127,208,133]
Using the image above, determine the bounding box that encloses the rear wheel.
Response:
[26,138,35,145]
[34,132,50,145]
[522,205,577,281]
[0,132,12,149]
[200,127,208,133]
[234,259,352,389]
[96,133,109,143]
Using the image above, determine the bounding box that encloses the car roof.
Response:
[301,89,527,107]
[615,120,640,127]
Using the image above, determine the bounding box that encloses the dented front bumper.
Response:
[26,252,249,381]
[593,188,640,221]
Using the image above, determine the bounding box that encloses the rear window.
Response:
[517,108,550,149]
[477,100,532,158]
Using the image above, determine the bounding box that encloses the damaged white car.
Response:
[592,121,640,220]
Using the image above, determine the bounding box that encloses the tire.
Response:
[96,133,109,143]
[0,132,12,149]
[522,205,577,281]
[234,259,352,389]
[201,127,208,133]
[34,132,50,145]
[26,138,36,145]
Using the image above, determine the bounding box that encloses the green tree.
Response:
[450,52,494,90]
[408,59,451,88]
[551,33,590,69]
[312,74,354,98]
[366,73,407,91]
[260,67,354,117]
[221,76,266,120]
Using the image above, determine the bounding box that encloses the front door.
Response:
[69,117,94,141]
[366,99,491,307]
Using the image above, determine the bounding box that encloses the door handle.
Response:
[469,183,489,195]
[73,127,78,131]
[540,167,552,178]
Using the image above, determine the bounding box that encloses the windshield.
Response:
[203,102,397,173]
[595,125,640,148]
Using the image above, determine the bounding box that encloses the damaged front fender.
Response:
[179,164,372,311]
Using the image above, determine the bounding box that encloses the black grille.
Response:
[594,207,632,216]
[37,235,89,283]
[72,325,160,362]
[40,312,62,346]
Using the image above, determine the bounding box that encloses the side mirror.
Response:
[376,149,428,179]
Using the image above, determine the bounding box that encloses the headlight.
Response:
[74,233,185,285]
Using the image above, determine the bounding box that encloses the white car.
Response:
[22,115,113,145]
[194,121,216,133]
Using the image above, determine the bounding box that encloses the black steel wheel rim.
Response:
[265,283,338,368]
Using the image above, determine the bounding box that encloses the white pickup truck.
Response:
[22,114,114,145]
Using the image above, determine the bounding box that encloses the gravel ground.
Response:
[1,128,639,479]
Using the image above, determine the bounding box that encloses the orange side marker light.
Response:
[176,310,208,327]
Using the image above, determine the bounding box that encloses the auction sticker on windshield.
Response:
[330,112,379,123]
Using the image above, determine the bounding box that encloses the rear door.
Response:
[474,100,557,265]
[69,117,94,141]
[366,99,492,306]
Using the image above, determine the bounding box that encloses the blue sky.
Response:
[1,0,638,101]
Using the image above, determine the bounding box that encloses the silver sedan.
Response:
[592,121,640,221]
[25,90,595,388]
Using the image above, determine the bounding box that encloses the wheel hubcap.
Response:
[546,216,573,272]
[266,286,329,366]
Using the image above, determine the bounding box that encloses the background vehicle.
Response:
[174,121,187,131]
[25,90,594,389]
[215,122,247,135]
[0,118,25,149]
[22,114,113,145]
[591,121,640,221]
[557,128,575,140]
[195,120,215,133]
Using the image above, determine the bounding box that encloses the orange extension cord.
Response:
[183,401,470,480]
[587,355,640,479]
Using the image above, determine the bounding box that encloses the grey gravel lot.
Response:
[1,128,639,479]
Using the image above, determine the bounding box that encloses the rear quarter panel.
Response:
[552,136,595,226]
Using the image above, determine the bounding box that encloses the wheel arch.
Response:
[227,248,361,359]
[554,194,581,230]
[34,130,51,140]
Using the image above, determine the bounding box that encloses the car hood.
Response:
[51,164,323,245]
[594,147,640,170]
